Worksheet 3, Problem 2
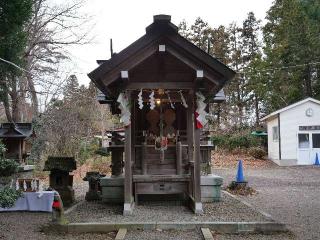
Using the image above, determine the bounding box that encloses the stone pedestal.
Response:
[100,176,124,203]
[83,172,105,201]
[43,157,77,207]
[200,174,223,202]
[49,171,75,206]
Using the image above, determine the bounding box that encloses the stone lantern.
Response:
[83,171,105,201]
[43,157,77,206]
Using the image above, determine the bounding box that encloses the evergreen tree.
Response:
[0,0,32,122]
[63,74,80,102]
[241,12,263,126]
[263,0,320,112]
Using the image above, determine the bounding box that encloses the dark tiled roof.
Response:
[43,156,77,172]
[0,123,33,138]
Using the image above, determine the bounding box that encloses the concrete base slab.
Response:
[201,175,223,202]
[58,221,287,234]
[270,159,297,166]
[101,176,124,203]
[194,202,203,214]
[18,165,35,172]
[123,202,135,216]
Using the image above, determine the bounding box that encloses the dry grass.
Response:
[212,148,276,170]
[72,156,111,182]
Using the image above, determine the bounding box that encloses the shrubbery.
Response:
[248,147,266,159]
[0,141,22,208]
[211,131,260,150]
[0,187,23,208]
[0,159,19,177]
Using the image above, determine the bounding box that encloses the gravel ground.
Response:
[124,230,294,240]
[213,233,295,240]
[0,212,116,240]
[3,164,317,239]
[125,229,203,240]
[66,193,267,223]
[214,165,320,240]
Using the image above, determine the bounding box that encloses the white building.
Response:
[261,98,320,166]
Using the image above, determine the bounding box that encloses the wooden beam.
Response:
[166,34,236,81]
[126,82,194,90]
[101,44,158,87]
[166,45,221,85]
[129,72,194,83]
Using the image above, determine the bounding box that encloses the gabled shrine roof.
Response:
[0,123,33,138]
[88,15,235,98]
[43,156,77,172]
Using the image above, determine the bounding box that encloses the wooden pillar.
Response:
[193,126,203,213]
[187,92,194,164]
[141,142,147,175]
[193,72,203,214]
[131,96,136,173]
[18,139,23,163]
[176,141,182,175]
[123,90,134,215]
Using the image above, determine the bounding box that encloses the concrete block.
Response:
[201,175,223,185]
[123,202,134,216]
[100,176,124,203]
[201,175,223,202]
[100,176,124,186]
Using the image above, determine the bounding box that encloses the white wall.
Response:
[267,117,279,160]
[280,101,320,160]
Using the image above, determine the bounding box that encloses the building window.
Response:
[312,134,320,148]
[272,126,279,141]
[299,133,310,149]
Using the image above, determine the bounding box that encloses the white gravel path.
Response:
[66,193,268,223]
[214,165,320,240]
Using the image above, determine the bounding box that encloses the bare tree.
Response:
[3,0,92,122]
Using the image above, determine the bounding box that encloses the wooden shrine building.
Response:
[0,123,33,164]
[88,15,235,215]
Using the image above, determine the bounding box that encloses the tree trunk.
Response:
[254,94,260,127]
[11,92,21,122]
[304,66,312,97]
[10,76,22,122]
[27,74,39,116]
[3,93,13,123]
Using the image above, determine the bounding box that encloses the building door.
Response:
[298,132,320,165]
[311,133,320,164]
[297,133,311,165]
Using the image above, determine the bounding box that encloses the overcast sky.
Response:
[66,0,274,85]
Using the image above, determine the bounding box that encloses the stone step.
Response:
[115,228,127,240]
[201,228,214,240]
